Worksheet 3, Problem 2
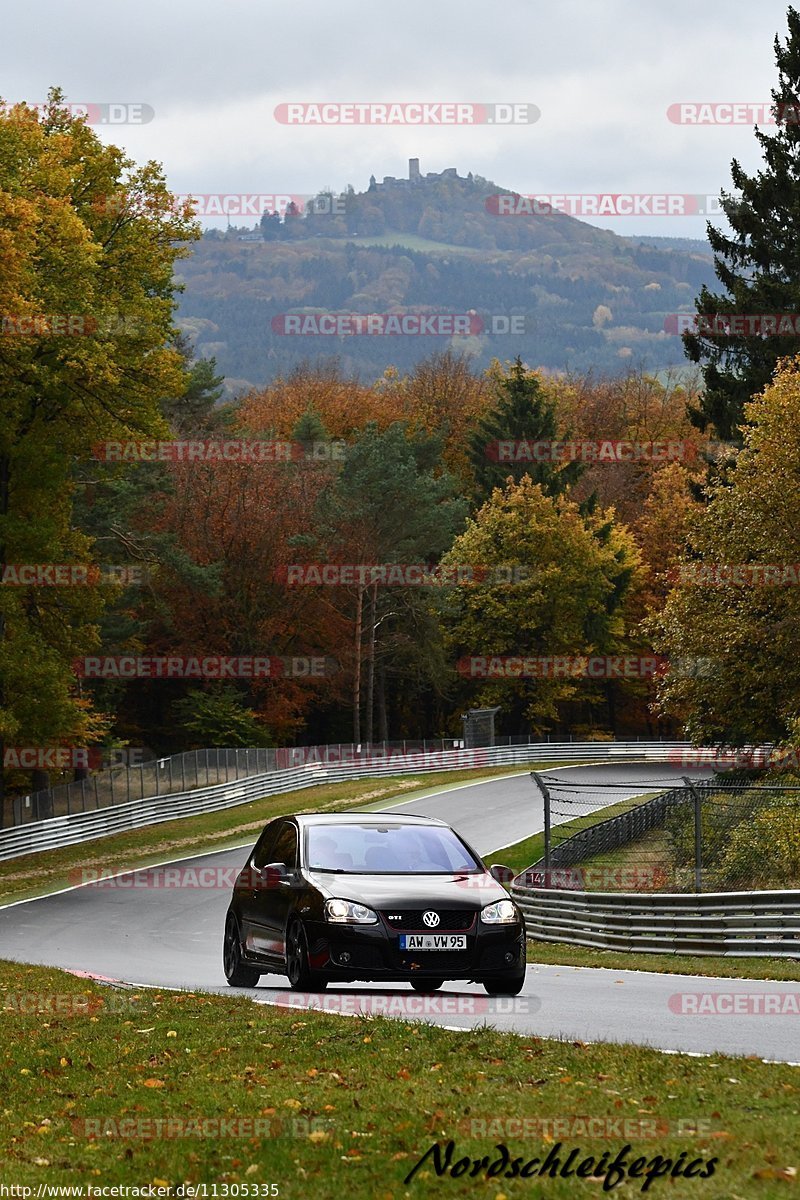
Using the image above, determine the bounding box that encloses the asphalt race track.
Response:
[1,761,795,1063]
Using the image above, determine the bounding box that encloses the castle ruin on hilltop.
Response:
[370,159,463,191]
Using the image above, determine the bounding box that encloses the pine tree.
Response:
[468,358,582,506]
[685,6,800,441]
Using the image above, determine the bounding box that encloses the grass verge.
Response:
[526,941,800,982]
[490,794,653,877]
[0,960,796,1196]
[0,765,572,909]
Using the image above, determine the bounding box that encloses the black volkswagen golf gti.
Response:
[223,812,526,994]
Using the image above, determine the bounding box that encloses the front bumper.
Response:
[304,916,526,981]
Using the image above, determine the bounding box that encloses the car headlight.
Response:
[324,898,378,924]
[480,899,519,925]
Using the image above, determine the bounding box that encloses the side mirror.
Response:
[489,863,515,886]
[256,861,290,889]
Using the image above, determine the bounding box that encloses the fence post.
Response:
[683,776,703,892]
[530,771,552,885]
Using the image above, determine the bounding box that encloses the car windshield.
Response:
[305,823,482,874]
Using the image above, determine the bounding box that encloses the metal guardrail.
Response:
[510,884,800,957]
[9,735,639,826]
[0,740,694,862]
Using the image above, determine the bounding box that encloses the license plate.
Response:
[398,934,467,950]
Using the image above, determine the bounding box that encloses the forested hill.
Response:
[175,166,716,392]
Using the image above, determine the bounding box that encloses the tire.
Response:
[483,972,526,997]
[286,918,328,992]
[410,978,444,993]
[223,913,261,988]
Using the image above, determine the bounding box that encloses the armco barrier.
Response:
[0,741,695,862]
[510,884,800,956]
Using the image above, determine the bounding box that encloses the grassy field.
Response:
[0,764,573,908]
[342,231,482,254]
[1,959,798,1197]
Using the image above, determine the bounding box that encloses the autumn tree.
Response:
[653,354,800,744]
[547,367,707,527]
[0,91,197,814]
[632,462,703,612]
[384,350,491,482]
[239,363,396,442]
[438,477,642,733]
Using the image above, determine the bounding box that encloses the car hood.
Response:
[304,870,509,910]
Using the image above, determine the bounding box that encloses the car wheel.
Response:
[410,978,444,993]
[286,918,328,991]
[483,972,526,997]
[223,913,261,988]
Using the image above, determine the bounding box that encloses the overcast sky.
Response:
[2,0,795,237]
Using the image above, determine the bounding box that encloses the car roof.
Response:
[292,812,448,827]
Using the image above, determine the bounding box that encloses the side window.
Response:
[272,822,299,870]
[251,822,280,869]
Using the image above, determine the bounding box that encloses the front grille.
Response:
[381,909,476,932]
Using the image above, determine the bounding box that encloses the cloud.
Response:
[0,0,793,236]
